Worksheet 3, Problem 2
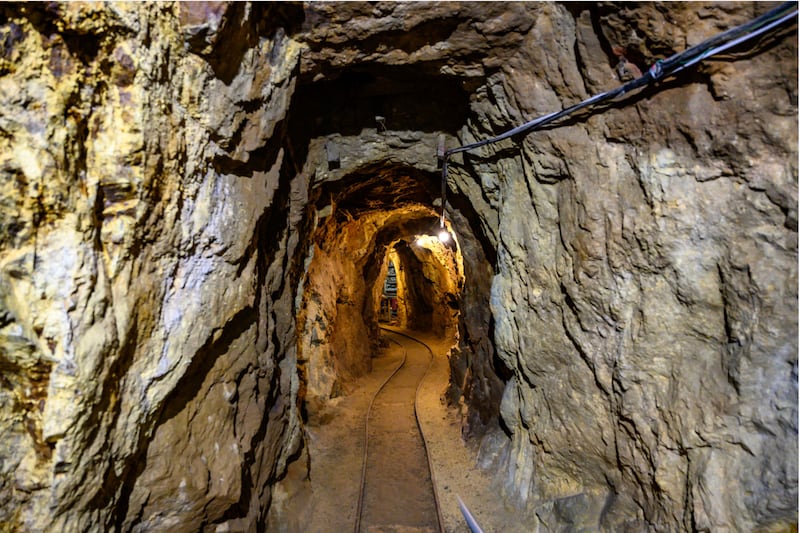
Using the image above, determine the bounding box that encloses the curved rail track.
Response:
[354,327,445,533]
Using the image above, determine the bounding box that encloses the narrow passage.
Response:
[357,328,441,532]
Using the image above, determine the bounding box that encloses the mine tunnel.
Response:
[0,2,797,533]
[296,157,470,410]
[287,56,499,436]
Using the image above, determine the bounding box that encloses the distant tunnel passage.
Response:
[297,160,465,420]
[356,328,444,533]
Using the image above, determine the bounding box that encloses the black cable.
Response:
[445,1,796,158]
[437,1,797,223]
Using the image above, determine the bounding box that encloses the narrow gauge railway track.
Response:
[354,327,445,533]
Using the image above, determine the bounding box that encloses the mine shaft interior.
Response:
[0,2,797,533]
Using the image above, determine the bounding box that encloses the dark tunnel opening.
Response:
[280,40,512,531]
[291,64,475,138]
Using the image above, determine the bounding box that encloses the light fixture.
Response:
[414,232,450,248]
[438,205,451,243]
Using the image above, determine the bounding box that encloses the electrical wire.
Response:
[437,1,798,224]
[675,8,798,72]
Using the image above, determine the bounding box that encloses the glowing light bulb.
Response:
[438,229,451,243]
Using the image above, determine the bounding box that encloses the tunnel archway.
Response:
[282,24,508,437]
[379,235,463,337]
[296,160,465,419]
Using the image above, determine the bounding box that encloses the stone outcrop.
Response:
[0,2,795,531]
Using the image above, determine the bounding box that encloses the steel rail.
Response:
[353,333,407,533]
[381,327,446,533]
[353,327,445,533]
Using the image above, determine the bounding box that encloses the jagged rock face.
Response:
[461,5,797,530]
[0,2,307,530]
[470,4,798,531]
[0,2,796,532]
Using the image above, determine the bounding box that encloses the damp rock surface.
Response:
[0,2,796,532]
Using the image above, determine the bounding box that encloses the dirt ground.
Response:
[358,329,439,531]
[410,330,528,533]
[270,328,521,533]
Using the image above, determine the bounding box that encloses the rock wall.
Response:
[0,2,307,530]
[394,237,463,337]
[456,3,798,530]
[0,1,796,531]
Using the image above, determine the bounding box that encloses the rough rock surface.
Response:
[0,2,796,532]
[0,2,307,530]
[468,4,798,530]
